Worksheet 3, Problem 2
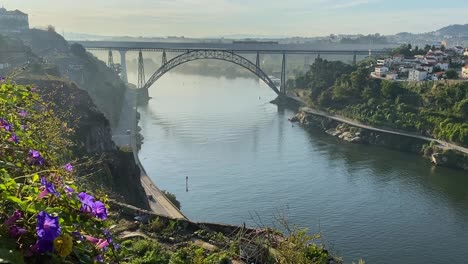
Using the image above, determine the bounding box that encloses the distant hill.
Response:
[435,24,468,36]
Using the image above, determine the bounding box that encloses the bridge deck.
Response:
[72,40,394,54]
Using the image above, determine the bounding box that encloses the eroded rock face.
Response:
[431,153,448,165]
[14,78,150,209]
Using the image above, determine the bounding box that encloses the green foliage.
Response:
[119,239,170,264]
[391,44,428,57]
[0,80,115,262]
[295,58,355,101]
[119,239,231,264]
[340,34,388,44]
[445,69,459,79]
[274,229,329,264]
[161,190,181,210]
[298,58,468,147]
[70,43,87,58]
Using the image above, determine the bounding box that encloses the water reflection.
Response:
[136,69,468,264]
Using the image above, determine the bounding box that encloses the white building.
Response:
[464,49,468,57]
[386,72,398,80]
[377,58,392,67]
[435,63,449,71]
[408,69,427,81]
[454,46,465,55]
[418,64,433,73]
[375,66,388,76]
[392,54,404,63]
[462,66,468,79]
[0,63,11,70]
[0,7,29,34]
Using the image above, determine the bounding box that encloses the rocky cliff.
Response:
[292,110,468,171]
[13,75,150,209]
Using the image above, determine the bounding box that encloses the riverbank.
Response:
[278,91,468,171]
[112,83,187,219]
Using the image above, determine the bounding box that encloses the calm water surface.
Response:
[133,68,468,264]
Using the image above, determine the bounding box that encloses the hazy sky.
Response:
[2,0,468,37]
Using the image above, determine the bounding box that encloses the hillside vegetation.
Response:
[291,58,468,147]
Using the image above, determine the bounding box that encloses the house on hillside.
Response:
[408,69,427,81]
[393,54,404,63]
[0,7,29,35]
[454,46,464,55]
[462,65,468,79]
[376,58,392,67]
[374,66,389,77]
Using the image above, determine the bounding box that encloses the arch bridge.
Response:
[143,49,283,95]
[76,41,391,98]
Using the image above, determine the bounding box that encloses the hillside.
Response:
[435,24,468,36]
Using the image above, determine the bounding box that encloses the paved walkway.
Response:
[113,86,187,220]
[288,95,468,155]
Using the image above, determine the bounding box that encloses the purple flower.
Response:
[85,235,109,250]
[63,163,73,172]
[113,243,120,250]
[4,210,22,227]
[38,177,60,199]
[36,211,61,241]
[78,192,95,213]
[34,239,54,253]
[64,186,74,196]
[8,133,19,144]
[9,225,27,238]
[0,118,11,131]
[0,77,5,84]
[92,201,108,220]
[94,254,104,263]
[28,149,44,166]
[78,192,108,220]
[72,231,84,241]
[18,110,27,117]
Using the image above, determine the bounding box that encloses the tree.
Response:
[70,43,86,57]
[445,69,459,79]
[455,99,468,118]
[47,25,56,33]
[381,80,403,100]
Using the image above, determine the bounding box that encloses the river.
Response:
[128,65,468,264]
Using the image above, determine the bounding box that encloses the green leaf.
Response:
[32,174,39,183]
[0,248,25,264]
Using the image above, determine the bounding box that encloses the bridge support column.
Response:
[255,52,260,74]
[118,50,128,83]
[353,52,357,66]
[107,50,114,69]
[304,55,311,72]
[162,50,167,65]
[138,50,146,89]
[280,52,287,95]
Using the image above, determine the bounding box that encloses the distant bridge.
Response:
[72,40,392,98]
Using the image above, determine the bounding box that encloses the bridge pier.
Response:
[118,50,128,83]
[107,50,114,68]
[353,52,357,66]
[280,52,286,94]
[304,55,311,72]
[162,50,167,65]
[256,51,260,74]
[138,50,146,89]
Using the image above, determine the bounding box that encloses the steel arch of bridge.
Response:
[143,50,282,95]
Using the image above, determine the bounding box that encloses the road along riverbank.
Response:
[113,84,187,219]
